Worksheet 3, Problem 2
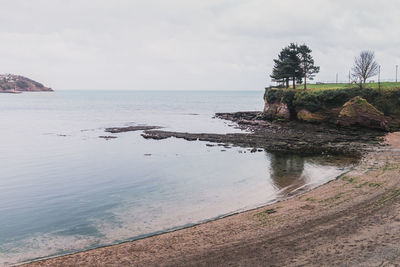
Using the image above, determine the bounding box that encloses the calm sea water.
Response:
[0,90,349,265]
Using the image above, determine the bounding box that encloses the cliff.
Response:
[0,74,53,93]
[264,87,400,131]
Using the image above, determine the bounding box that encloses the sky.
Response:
[0,0,399,90]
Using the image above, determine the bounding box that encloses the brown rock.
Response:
[337,96,389,130]
[263,100,290,120]
[297,109,328,123]
[388,115,400,131]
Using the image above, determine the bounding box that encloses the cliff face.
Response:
[263,101,290,120]
[0,74,53,92]
[264,87,400,131]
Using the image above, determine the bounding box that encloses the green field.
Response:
[295,82,400,91]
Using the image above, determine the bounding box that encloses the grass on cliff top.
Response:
[295,82,400,91]
[265,82,400,116]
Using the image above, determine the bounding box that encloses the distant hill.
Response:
[0,74,53,93]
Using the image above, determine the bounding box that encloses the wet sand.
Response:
[25,133,400,266]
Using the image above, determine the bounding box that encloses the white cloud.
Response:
[0,0,399,90]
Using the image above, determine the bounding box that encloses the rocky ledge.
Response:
[105,125,162,133]
[141,112,385,156]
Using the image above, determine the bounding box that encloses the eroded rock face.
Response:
[388,115,400,131]
[264,100,290,120]
[297,109,328,123]
[337,96,389,130]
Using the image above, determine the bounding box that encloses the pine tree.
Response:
[270,48,291,88]
[270,43,319,89]
[286,43,302,89]
[297,44,320,90]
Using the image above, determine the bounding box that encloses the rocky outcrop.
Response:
[296,97,390,130]
[141,111,385,156]
[297,109,329,123]
[388,115,400,131]
[0,74,53,92]
[337,97,389,131]
[263,87,400,131]
[264,100,290,120]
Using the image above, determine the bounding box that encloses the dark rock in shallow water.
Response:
[99,136,118,140]
[105,126,162,133]
[141,111,385,156]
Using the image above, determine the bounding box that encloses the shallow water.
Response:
[0,91,352,265]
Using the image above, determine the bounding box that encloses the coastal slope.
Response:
[26,133,400,266]
[0,74,52,93]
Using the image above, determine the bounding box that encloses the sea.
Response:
[0,90,351,265]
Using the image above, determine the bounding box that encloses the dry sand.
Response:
[25,133,400,266]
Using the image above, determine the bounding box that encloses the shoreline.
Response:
[0,90,53,94]
[25,132,400,266]
[0,90,22,94]
[20,166,351,266]
[19,164,352,266]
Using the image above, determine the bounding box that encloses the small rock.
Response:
[105,125,162,133]
[99,136,117,140]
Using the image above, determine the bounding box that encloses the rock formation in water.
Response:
[0,74,53,93]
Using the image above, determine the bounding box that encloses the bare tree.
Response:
[352,50,379,87]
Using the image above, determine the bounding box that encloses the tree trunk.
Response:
[286,78,289,89]
[304,63,307,90]
[292,76,296,89]
[304,74,307,90]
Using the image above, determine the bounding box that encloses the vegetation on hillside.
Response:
[264,85,400,115]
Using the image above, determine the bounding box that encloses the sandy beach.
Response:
[25,132,400,266]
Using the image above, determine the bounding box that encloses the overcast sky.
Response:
[0,0,399,90]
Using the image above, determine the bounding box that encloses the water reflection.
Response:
[269,153,306,193]
[269,152,361,194]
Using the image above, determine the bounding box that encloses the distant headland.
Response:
[0,74,53,93]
